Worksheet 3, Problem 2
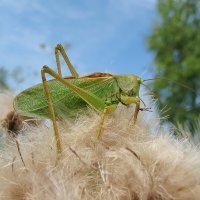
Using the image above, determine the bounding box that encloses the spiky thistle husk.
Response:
[0,93,200,200]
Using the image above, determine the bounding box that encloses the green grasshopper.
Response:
[13,44,144,155]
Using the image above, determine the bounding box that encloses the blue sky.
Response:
[0,0,157,91]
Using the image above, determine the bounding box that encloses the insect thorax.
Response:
[113,74,141,95]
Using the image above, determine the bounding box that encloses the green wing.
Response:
[14,76,119,119]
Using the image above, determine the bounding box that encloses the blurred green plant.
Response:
[0,67,9,89]
[0,66,25,90]
[147,0,200,132]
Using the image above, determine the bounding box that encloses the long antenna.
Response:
[143,77,196,93]
[141,83,159,99]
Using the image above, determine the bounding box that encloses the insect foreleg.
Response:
[55,44,79,77]
[132,99,140,124]
[120,96,140,124]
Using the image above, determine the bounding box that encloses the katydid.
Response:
[13,44,144,155]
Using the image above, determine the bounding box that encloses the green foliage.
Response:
[147,0,200,131]
[0,67,9,90]
[0,66,25,90]
[11,67,25,84]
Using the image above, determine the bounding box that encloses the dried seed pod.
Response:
[2,111,23,135]
[2,111,38,136]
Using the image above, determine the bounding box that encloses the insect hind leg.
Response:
[55,44,79,77]
[41,65,106,155]
[41,67,62,156]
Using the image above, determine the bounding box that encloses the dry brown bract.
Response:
[2,111,25,135]
[0,92,200,200]
[2,111,39,136]
[0,92,40,136]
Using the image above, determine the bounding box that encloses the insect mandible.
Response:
[13,44,145,156]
